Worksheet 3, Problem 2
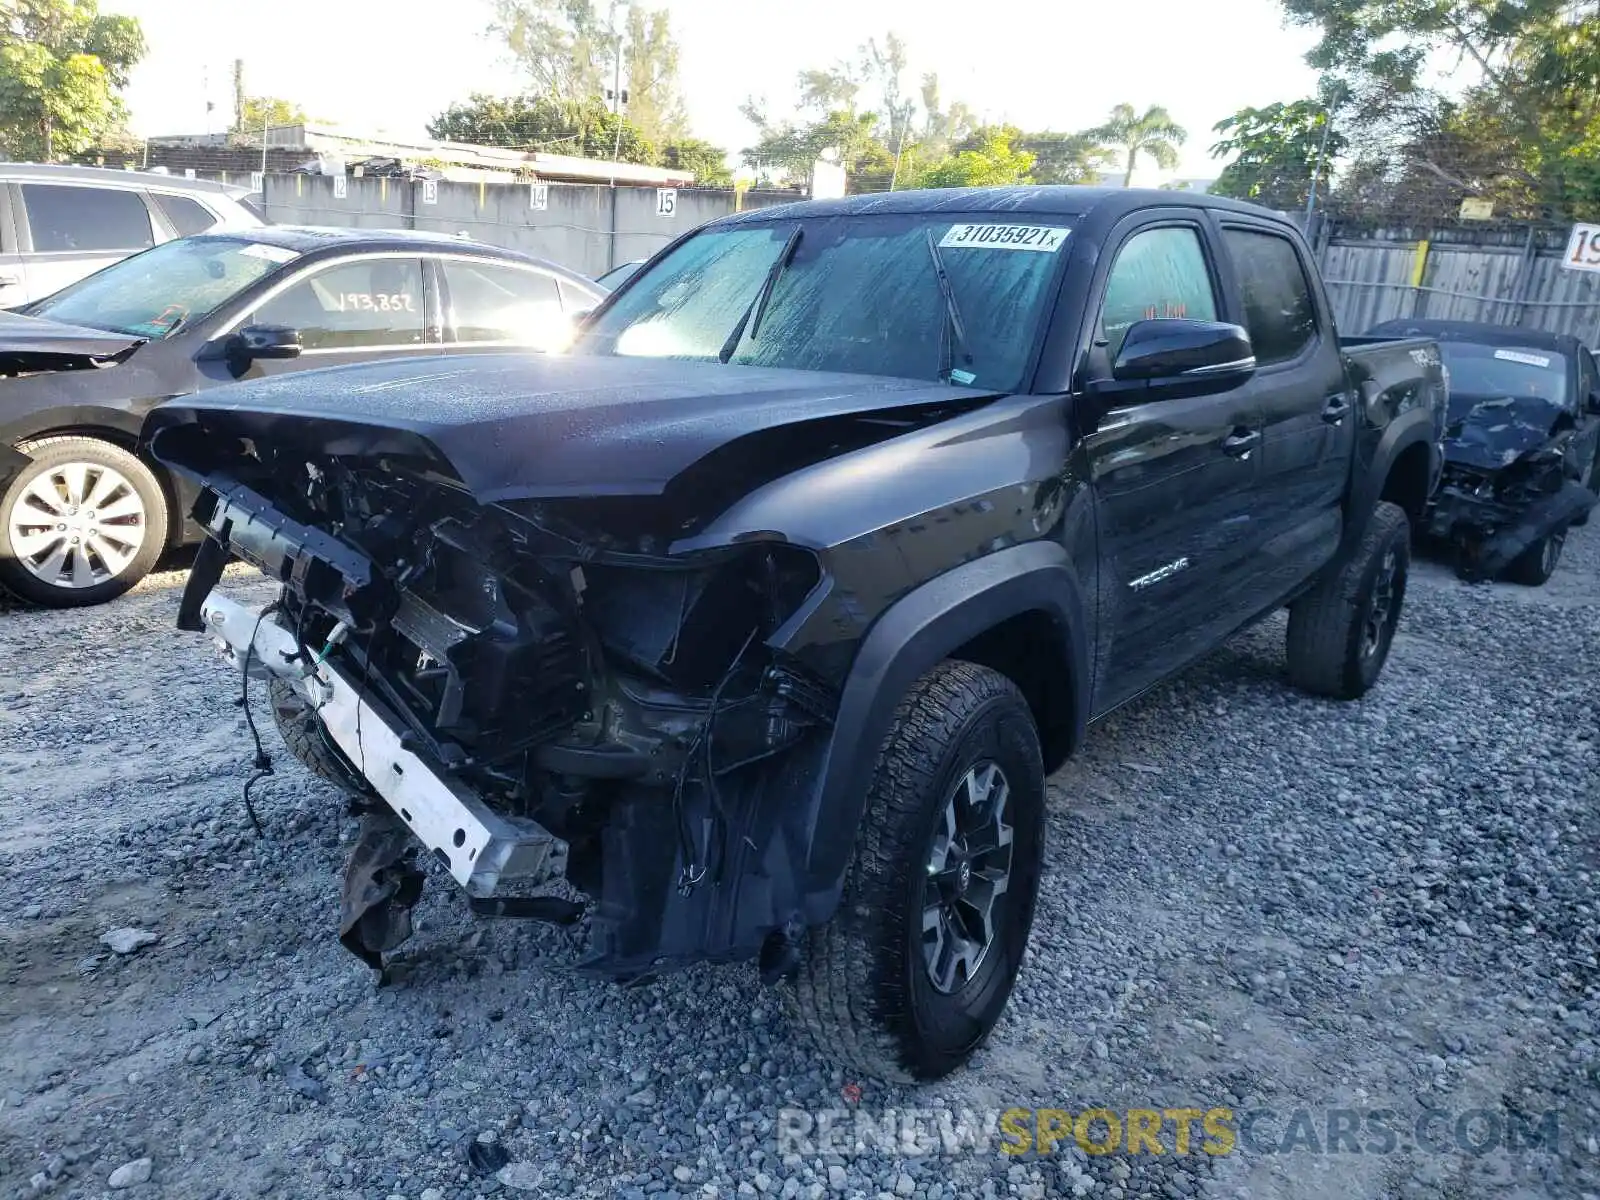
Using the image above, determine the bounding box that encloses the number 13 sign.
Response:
[1562,223,1600,273]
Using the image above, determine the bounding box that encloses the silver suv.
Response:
[0,164,263,306]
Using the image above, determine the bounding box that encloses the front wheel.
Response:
[1573,447,1598,527]
[1285,500,1410,700]
[0,436,168,607]
[267,675,367,793]
[1505,527,1566,587]
[791,660,1044,1082]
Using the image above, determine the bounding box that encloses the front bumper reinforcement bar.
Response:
[199,589,568,899]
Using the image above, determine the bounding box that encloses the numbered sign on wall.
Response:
[656,188,678,217]
[530,183,549,211]
[422,180,439,205]
[250,171,264,194]
[1562,223,1600,273]
[332,174,348,200]
[184,168,196,179]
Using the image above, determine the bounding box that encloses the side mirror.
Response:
[1587,387,1600,416]
[1111,319,1256,385]
[229,324,303,362]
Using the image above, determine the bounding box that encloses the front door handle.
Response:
[1221,427,1260,458]
[0,273,19,287]
[1322,394,1353,425]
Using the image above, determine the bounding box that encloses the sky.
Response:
[106,0,1325,180]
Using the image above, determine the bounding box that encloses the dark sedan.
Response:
[0,227,604,606]
[1367,319,1600,585]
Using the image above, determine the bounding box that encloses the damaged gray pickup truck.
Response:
[145,188,1447,1082]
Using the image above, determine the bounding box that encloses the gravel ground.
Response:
[1,529,1596,1200]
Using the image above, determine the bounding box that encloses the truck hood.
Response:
[146,352,994,502]
[1443,393,1562,472]
[0,309,145,371]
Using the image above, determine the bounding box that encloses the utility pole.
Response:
[609,0,626,168]
[1304,110,1333,230]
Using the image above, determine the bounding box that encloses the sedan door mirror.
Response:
[228,323,303,363]
[1111,319,1256,385]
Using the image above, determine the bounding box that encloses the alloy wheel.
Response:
[921,760,1014,995]
[6,460,148,589]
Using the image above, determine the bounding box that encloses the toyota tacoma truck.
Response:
[144,187,1446,1083]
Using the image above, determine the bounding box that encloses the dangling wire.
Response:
[672,627,760,896]
[235,601,282,838]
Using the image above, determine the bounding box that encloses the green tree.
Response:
[236,94,306,133]
[492,0,610,102]
[623,4,687,147]
[1210,99,1345,209]
[0,0,144,161]
[916,73,977,159]
[1090,103,1186,186]
[1019,131,1114,184]
[1279,0,1564,95]
[741,109,887,189]
[659,136,732,185]
[491,0,688,147]
[427,94,655,163]
[912,127,1036,189]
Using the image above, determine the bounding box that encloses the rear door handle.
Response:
[1221,427,1260,458]
[1322,394,1353,425]
[0,273,18,287]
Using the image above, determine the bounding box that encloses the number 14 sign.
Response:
[1562,223,1600,273]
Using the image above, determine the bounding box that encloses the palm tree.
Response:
[1091,103,1187,186]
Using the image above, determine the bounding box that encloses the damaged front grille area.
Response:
[180,446,838,971]
[1428,450,1595,580]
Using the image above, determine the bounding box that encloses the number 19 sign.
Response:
[1562,223,1600,273]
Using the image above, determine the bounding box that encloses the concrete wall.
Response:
[262,175,794,279]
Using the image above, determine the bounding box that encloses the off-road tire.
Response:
[0,436,168,607]
[267,675,366,793]
[791,660,1044,1083]
[1286,500,1410,700]
[1505,527,1566,587]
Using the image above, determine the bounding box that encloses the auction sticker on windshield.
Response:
[238,243,301,264]
[939,224,1069,252]
[1493,348,1552,368]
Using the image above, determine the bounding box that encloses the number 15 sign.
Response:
[1562,223,1600,273]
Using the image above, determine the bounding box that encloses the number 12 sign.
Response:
[1562,223,1600,273]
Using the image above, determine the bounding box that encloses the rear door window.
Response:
[21,184,154,253]
[440,259,564,343]
[1222,227,1318,365]
[152,193,220,237]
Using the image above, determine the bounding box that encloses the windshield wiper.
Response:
[719,226,803,364]
[924,229,974,384]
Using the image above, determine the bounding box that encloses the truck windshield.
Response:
[573,214,1073,392]
[26,236,296,339]
[1439,342,1569,412]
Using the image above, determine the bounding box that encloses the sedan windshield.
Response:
[573,214,1073,391]
[27,237,298,339]
[1439,342,1569,415]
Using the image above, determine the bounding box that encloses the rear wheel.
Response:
[791,660,1044,1082]
[0,436,167,607]
[1286,500,1410,700]
[1505,526,1566,586]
